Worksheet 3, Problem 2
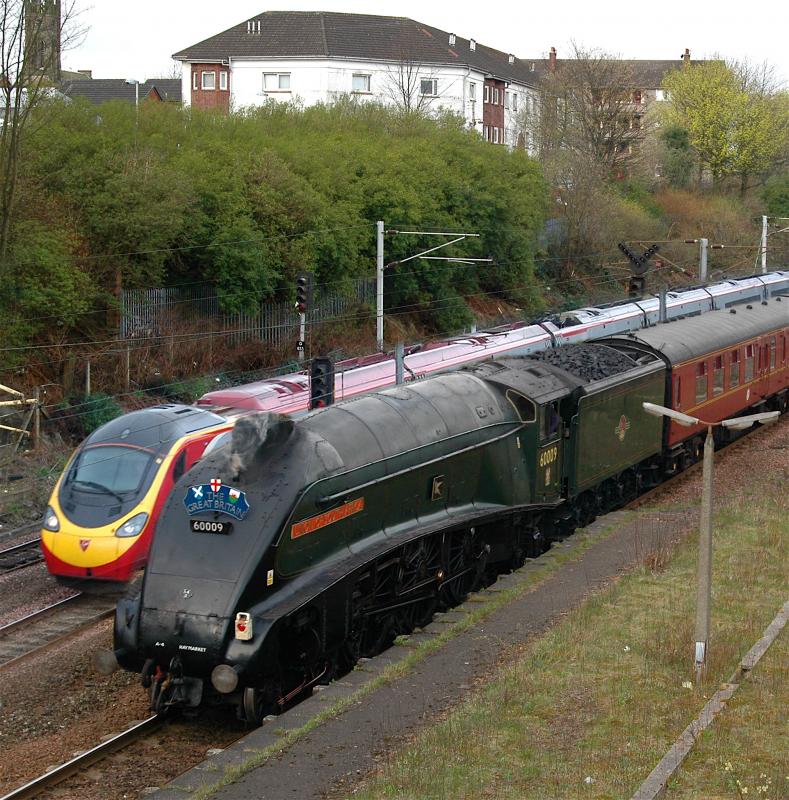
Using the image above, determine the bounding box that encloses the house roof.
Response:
[172,11,540,88]
[61,78,182,104]
[526,58,692,89]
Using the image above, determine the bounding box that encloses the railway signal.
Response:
[295,272,313,314]
[618,243,659,298]
[309,356,334,409]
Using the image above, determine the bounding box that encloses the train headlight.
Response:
[211,664,240,694]
[43,506,60,532]
[115,512,149,538]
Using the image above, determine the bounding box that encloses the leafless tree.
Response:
[0,0,84,275]
[523,43,650,174]
[380,49,441,114]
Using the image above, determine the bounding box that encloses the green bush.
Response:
[54,393,123,439]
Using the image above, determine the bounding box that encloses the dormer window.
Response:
[508,54,515,64]
[449,33,456,46]
[470,39,476,51]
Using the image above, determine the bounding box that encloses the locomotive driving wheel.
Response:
[442,528,487,606]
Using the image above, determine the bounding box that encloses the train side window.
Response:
[730,350,740,388]
[506,390,536,423]
[695,362,708,404]
[540,401,560,441]
[713,356,724,396]
[674,376,682,408]
[770,338,776,370]
[172,449,187,483]
[744,345,755,381]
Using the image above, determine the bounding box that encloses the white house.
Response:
[172,11,541,149]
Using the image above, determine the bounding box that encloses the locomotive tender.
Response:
[108,299,788,723]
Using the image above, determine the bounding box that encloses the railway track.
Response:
[0,537,43,575]
[0,715,165,800]
[0,592,116,669]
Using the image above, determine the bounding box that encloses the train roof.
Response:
[85,403,226,448]
[603,297,788,364]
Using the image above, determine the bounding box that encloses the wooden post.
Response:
[124,345,131,392]
[85,358,91,397]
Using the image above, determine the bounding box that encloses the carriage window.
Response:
[770,338,776,370]
[674,376,682,408]
[744,345,755,381]
[540,402,561,440]
[730,350,740,388]
[695,362,708,404]
[506,390,536,422]
[713,356,724,396]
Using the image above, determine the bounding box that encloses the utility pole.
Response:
[378,226,488,351]
[376,221,384,352]
[761,215,768,274]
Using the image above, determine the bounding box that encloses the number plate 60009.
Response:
[190,519,233,535]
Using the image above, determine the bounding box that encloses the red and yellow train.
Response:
[41,404,232,582]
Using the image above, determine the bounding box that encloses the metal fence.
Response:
[120,278,375,348]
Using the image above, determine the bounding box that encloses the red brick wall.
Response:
[190,63,230,111]
[482,78,505,143]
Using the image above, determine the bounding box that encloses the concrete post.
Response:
[699,238,708,283]
[395,341,405,385]
[376,221,384,351]
[694,427,715,681]
[298,312,306,362]
[85,359,91,397]
[659,287,668,324]
[761,215,768,274]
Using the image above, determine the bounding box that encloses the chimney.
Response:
[449,32,456,46]
[470,38,476,51]
[549,46,557,71]
[682,47,690,64]
[508,53,515,64]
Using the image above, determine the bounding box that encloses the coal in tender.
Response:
[531,344,637,382]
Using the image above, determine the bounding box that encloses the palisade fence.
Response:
[119,277,376,347]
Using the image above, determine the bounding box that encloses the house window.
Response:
[193,71,198,91]
[744,344,755,381]
[633,89,642,104]
[483,124,488,139]
[263,72,291,91]
[493,127,499,144]
[352,73,371,92]
[493,87,499,105]
[504,91,509,109]
[220,71,228,91]
[713,356,724,396]
[512,92,518,112]
[420,78,437,96]
[484,85,490,103]
[695,362,708,404]
[730,350,740,388]
[655,89,667,101]
[201,71,216,90]
[469,81,476,100]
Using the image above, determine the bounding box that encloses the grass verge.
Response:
[351,479,787,798]
[186,518,627,800]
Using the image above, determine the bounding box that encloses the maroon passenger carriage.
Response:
[601,298,789,473]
